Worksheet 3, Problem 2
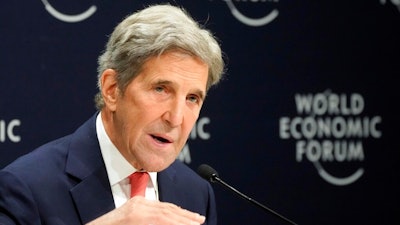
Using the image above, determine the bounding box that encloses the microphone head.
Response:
[197,164,219,183]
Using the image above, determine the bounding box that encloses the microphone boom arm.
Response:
[212,175,298,225]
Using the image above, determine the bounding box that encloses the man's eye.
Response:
[187,95,199,103]
[155,86,164,92]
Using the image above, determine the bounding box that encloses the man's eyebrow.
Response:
[154,79,172,86]
[154,79,206,101]
[194,89,206,101]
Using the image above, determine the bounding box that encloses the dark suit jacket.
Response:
[0,114,217,225]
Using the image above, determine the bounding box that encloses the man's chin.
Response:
[143,158,174,172]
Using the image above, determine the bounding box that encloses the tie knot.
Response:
[129,172,149,198]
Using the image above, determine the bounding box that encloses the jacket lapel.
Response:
[157,163,176,203]
[69,167,115,223]
[65,114,115,224]
[158,161,183,205]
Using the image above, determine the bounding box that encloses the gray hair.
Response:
[95,4,225,109]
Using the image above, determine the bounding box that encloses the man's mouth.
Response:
[150,135,172,144]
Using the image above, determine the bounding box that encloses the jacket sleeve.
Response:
[0,170,41,225]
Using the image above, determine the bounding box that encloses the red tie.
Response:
[129,172,149,197]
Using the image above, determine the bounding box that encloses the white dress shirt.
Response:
[96,113,158,208]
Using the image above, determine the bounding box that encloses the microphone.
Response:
[197,164,298,225]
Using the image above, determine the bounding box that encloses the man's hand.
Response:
[86,196,206,225]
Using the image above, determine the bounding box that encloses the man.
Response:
[0,4,224,225]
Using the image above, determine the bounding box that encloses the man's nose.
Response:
[162,97,185,127]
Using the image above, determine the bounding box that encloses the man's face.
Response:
[104,51,208,172]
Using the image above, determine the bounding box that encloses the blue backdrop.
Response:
[1,1,399,224]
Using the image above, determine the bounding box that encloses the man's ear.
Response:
[100,69,119,111]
